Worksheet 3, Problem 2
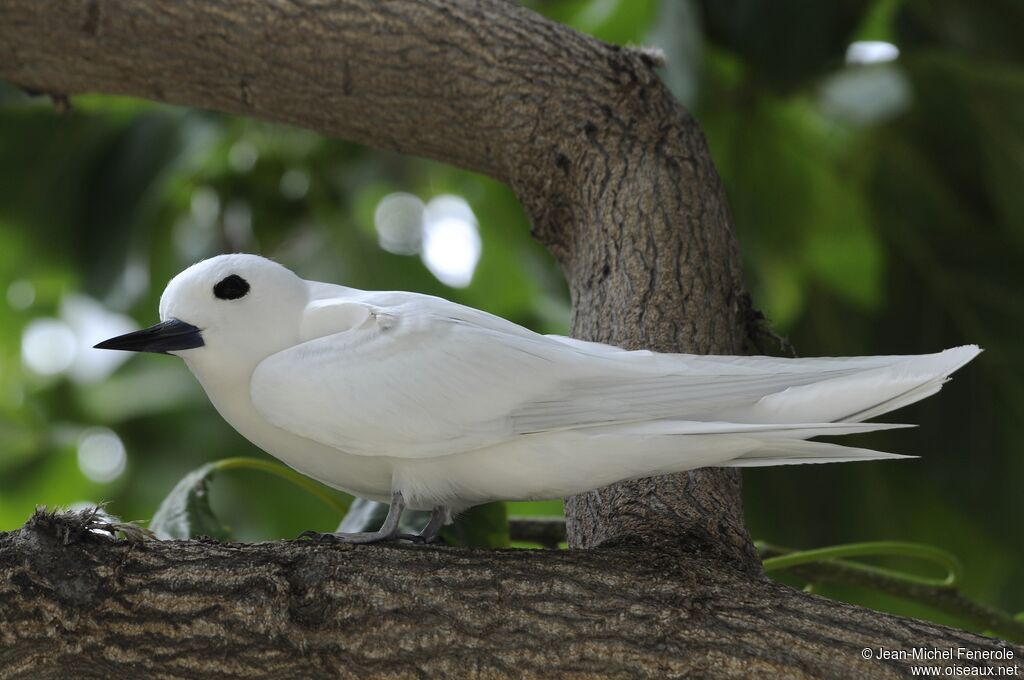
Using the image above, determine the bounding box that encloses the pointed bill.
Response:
[94,319,204,354]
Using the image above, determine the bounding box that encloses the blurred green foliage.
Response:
[0,0,1020,635]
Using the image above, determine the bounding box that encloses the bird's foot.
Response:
[299,529,409,544]
[298,528,439,545]
[298,498,449,545]
[397,532,428,544]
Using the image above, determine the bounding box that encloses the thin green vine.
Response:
[760,540,962,588]
[758,541,1024,643]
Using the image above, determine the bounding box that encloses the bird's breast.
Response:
[193,369,396,502]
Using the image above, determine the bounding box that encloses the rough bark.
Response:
[0,0,1010,676]
[2,511,1021,680]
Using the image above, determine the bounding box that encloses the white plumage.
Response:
[97,254,979,541]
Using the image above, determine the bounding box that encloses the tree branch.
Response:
[0,0,757,566]
[3,0,547,181]
[2,511,1021,679]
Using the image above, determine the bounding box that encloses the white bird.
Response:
[96,254,980,544]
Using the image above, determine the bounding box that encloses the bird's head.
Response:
[95,254,308,375]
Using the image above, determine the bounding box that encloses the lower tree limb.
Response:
[1,511,1019,679]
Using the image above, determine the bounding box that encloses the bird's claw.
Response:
[397,533,428,544]
[298,530,344,543]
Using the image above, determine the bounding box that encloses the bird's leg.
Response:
[398,505,448,544]
[419,506,448,543]
[300,491,407,544]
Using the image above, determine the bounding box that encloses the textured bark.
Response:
[2,511,1021,680]
[547,25,755,567]
[0,0,1010,676]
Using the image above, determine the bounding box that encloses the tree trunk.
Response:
[0,1,1015,676]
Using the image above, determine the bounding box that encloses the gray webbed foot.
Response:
[300,491,406,545]
[299,529,406,544]
[298,495,450,546]
[396,533,427,544]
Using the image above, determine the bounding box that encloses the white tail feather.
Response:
[589,420,912,438]
[721,345,981,424]
[720,439,916,467]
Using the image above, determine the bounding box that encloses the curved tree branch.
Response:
[1,511,1021,679]
[0,0,756,566]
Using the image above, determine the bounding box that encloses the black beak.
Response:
[94,319,204,354]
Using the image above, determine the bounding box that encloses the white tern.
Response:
[96,254,980,543]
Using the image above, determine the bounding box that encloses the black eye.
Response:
[213,274,250,300]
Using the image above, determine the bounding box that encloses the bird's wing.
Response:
[507,345,978,431]
[251,288,977,459]
[251,292,586,458]
[251,292,800,458]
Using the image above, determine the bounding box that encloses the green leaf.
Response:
[151,457,349,540]
[149,462,232,541]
